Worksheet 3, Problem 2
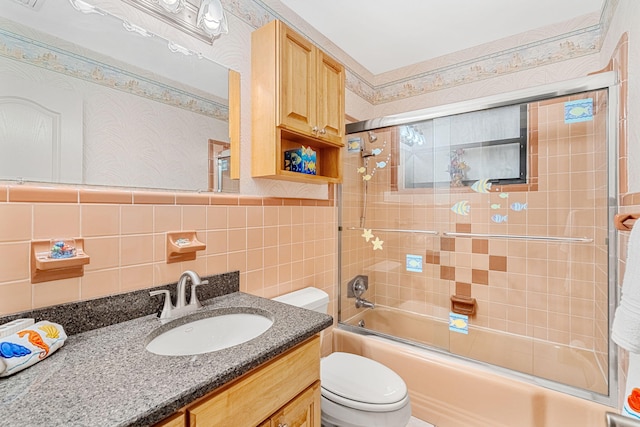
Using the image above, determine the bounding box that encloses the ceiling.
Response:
[279,0,606,75]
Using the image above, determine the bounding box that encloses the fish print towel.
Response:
[612,224,640,353]
[0,321,67,377]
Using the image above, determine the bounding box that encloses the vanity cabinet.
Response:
[155,336,321,427]
[251,19,345,184]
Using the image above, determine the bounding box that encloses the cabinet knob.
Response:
[277,424,289,427]
[318,127,326,135]
[311,126,318,134]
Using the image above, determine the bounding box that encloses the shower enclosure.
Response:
[338,73,618,404]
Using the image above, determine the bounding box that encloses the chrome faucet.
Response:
[355,297,375,309]
[150,270,209,319]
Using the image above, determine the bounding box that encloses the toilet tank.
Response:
[272,287,329,314]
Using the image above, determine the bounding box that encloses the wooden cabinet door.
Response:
[270,382,321,427]
[279,23,317,136]
[316,50,345,146]
[153,411,186,427]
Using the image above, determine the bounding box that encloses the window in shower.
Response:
[400,104,527,189]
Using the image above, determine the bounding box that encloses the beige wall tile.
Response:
[246,228,263,250]
[228,206,247,229]
[228,229,246,252]
[120,264,154,292]
[182,205,207,230]
[0,280,31,315]
[154,206,181,233]
[0,242,30,282]
[206,206,228,230]
[121,235,154,266]
[82,205,120,237]
[206,254,228,275]
[82,269,120,299]
[121,205,153,235]
[0,204,31,242]
[33,204,80,239]
[33,278,80,309]
[84,237,120,271]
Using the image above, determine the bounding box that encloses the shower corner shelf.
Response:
[451,295,476,316]
[166,231,205,264]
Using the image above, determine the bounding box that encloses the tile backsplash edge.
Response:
[0,271,240,336]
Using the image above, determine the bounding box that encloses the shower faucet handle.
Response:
[347,275,369,298]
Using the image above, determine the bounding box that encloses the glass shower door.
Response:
[339,88,611,396]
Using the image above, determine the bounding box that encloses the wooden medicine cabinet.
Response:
[251,20,345,184]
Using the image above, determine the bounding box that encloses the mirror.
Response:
[0,0,235,192]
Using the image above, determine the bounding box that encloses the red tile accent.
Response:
[472,269,489,285]
[425,250,440,265]
[489,255,508,272]
[440,237,456,252]
[456,282,472,297]
[440,266,455,280]
[472,239,489,254]
[456,223,471,233]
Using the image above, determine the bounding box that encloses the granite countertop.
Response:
[0,291,333,427]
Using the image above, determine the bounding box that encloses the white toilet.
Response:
[273,287,412,427]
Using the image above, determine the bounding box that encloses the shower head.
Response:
[361,147,376,158]
[368,131,378,143]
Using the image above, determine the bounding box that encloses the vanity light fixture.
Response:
[68,0,105,15]
[196,0,228,37]
[156,0,185,14]
[121,0,227,44]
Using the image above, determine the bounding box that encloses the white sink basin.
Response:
[146,312,273,356]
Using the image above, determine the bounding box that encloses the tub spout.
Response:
[355,297,375,309]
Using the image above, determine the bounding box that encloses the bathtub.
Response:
[334,310,611,427]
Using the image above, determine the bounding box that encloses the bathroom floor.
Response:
[408,416,435,427]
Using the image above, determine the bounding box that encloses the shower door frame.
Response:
[337,71,619,406]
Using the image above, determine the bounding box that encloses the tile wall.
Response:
[0,185,338,356]
[341,90,610,370]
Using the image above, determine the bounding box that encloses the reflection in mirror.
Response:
[0,0,235,192]
[209,140,239,193]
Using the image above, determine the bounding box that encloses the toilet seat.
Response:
[321,352,409,412]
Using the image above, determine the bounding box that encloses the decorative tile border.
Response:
[370,27,602,104]
[0,183,335,207]
[0,28,229,121]
[238,0,616,105]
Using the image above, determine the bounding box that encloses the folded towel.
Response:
[613,224,640,352]
[623,353,640,419]
[0,321,67,377]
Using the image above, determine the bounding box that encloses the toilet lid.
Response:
[321,352,408,411]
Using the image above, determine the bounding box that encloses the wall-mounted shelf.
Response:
[166,231,206,263]
[615,213,639,231]
[31,239,90,283]
[451,295,476,316]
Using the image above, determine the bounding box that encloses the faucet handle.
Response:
[150,290,173,319]
[189,279,208,308]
